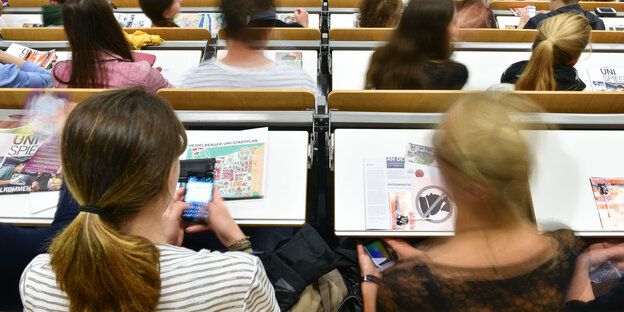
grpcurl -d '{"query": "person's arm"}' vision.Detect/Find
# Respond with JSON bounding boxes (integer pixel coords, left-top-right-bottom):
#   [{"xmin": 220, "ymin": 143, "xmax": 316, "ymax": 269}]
[
  {"xmin": 294, "ymin": 8, "xmax": 309, "ymax": 28},
  {"xmin": 186, "ymin": 189, "xmax": 247, "ymax": 248},
  {"xmin": 145, "ymin": 65, "xmax": 175, "ymax": 92},
  {"xmin": 517, "ymin": 7, "xmax": 530, "ymax": 29},
  {"xmin": 357, "ymin": 242, "xmax": 381, "ymax": 312},
  {"xmin": 566, "ymin": 244, "xmax": 624, "ymax": 303},
  {"xmin": 0, "ymin": 51, "xmax": 52, "ymax": 88}
]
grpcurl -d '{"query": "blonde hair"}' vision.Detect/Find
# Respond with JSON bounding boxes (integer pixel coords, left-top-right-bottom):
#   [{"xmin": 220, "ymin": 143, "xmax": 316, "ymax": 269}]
[
  {"xmin": 434, "ymin": 95, "xmax": 547, "ymax": 220},
  {"xmin": 516, "ymin": 13, "xmax": 591, "ymax": 91},
  {"xmin": 49, "ymin": 88, "xmax": 187, "ymax": 311}
]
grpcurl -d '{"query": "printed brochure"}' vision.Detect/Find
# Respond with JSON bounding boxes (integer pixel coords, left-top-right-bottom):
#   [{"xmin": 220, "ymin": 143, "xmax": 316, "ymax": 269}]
[
  {"xmin": 590, "ymin": 178, "xmax": 624, "ymax": 229},
  {"xmin": 181, "ymin": 127, "xmax": 268, "ymax": 199}
]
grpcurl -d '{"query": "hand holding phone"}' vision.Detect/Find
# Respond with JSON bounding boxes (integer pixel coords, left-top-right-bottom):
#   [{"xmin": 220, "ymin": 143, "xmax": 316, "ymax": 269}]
[
  {"xmin": 183, "ymin": 176, "xmax": 214, "ymax": 224},
  {"xmin": 363, "ymin": 239, "xmax": 395, "ymax": 272}
]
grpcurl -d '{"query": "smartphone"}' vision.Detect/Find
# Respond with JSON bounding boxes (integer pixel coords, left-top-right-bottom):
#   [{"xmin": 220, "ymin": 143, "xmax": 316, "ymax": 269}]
[
  {"xmin": 595, "ymin": 7, "xmax": 617, "ymax": 17},
  {"xmin": 364, "ymin": 239, "xmax": 395, "ymax": 272},
  {"xmin": 183, "ymin": 176, "xmax": 213, "ymax": 224}
]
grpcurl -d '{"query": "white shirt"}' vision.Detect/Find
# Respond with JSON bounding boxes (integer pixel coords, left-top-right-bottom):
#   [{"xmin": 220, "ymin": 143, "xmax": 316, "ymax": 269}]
[
  {"xmin": 180, "ymin": 59, "xmax": 320, "ymax": 97},
  {"xmin": 20, "ymin": 244, "xmax": 279, "ymax": 311}
]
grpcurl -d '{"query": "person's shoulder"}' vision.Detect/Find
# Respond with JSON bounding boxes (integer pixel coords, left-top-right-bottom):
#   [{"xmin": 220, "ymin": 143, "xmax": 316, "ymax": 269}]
[{"xmin": 21, "ymin": 253, "xmax": 54, "ymax": 282}]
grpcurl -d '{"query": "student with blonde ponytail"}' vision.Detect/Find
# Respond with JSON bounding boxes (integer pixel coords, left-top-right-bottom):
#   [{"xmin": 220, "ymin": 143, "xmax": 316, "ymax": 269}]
[
  {"xmin": 501, "ymin": 13, "xmax": 590, "ymax": 91},
  {"xmin": 20, "ymin": 88, "xmax": 279, "ymax": 311}
]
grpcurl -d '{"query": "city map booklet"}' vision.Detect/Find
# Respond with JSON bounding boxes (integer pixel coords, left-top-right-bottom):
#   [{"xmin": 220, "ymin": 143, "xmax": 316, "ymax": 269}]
[
  {"xmin": 363, "ymin": 143, "xmax": 455, "ymax": 231},
  {"xmin": 590, "ymin": 178, "xmax": 624, "ymax": 229},
  {"xmin": 180, "ymin": 127, "xmax": 268, "ymax": 199}
]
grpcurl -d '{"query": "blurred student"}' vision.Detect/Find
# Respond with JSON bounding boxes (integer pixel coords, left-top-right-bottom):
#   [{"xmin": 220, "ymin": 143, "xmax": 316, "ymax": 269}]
[
  {"xmin": 140, "ymin": 0, "xmax": 181, "ymax": 27},
  {"xmin": 365, "ymin": 0, "xmax": 467, "ymax": 90},
  {"xmin": 520, "ymin": 0, "xmax": 605, "ymax": 30},
  {"xmin": 0, "ymin": 185, "xmax": 78, "ymax": 310},
  {"xmin": 42, "ymin": 0, "xmax": 64, "ymax": 26},
  {"xmin": 20, "ymin": 88, "xmax": 278, "ymax": 311},
  {"xmin": 357, "ymin": 96, "xmax": 580, "ymax": 311},
  {"xmin": 501, "ymin": 13, "xmax": 590, "ymax": 91},
  {"xmin": 565, "ymin": 243, "xmax": 624, "ymax": 311},
  {"xmin": 0, "ymin": 50, "xmax": 52, "ymax": 88},
  {"xmin": 180, "ymin": 0, "xmax": 318, "ymax": 96},
  {"xmin": 52, "ymin": 0, "xmax": 173, "ymax": 92},
  {"xmin": 358, "ymin": 0, "xmax": 403, "ymax": 28},
  {"xmin": 250, "ymin": 0, "xmax": 309, "ymax": 28}
]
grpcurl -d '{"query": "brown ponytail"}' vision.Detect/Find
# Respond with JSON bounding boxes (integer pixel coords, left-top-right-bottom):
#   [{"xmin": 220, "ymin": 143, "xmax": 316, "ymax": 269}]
[
  {"xmin": 516, "ymin": 13, "xmax": 591, "ymax": 91},
  {"xmin": 49, "ymin": 87, "xmax": 187, "ymax": 311},
  {"xmin": 359, "ymin": 0, "xmax": 403, "ymax": 27}
]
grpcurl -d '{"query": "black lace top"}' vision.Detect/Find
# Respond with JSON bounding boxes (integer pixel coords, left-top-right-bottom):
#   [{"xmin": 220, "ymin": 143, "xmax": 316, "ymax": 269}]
[{"xmin": 377, "ymin": 230, "xmax": 580, "ymax": 312}]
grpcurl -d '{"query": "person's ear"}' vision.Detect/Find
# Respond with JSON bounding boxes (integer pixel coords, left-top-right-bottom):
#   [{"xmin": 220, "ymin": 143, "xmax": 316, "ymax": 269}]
[{"xmin": 569, "ymin": 55, "xmax": 580, "ymax": 66}]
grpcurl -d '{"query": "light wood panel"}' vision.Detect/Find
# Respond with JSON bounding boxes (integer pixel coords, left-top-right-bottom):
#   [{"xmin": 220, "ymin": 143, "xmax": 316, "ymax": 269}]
[
  {"xmin": 329, "ymin": 28, "xmax": 393, "ymax": 41},
  {"xmin": 329, "ymin": 0, "xmax": 360, "ymax": 8},
  {"xmin": 6, "ymin": 0, "xmax": 47, "ymax": 7},
  {"xmin": 6, "ymin": 0, "xmax": 321, "ymax": 7},
  {"xmin": 114, "ymin": 0, "xmax": 321, "ymax": 7},
  {"xmin": 328, "ymin": 90, "xmax": 485, "ymax": 112},
  {"xmin": 0, "ymin": 27, "xmax": 211, "ymax": 41},
  {"xmin": 0, "ymin": 89, "xmax": 104, "ymax": 109},
  {"xmin": 218, "ymin": 27, "xmax": 321, "ymax": 40},
  {"xmin": 329, "ymin": 28, "xmax": 623, "ymax": 43},
  {"xmin": 156, "ymin": 89, "xmax": 316, "ymax": 111},
  {"xmin": 489, "ymin": 1, "xmax": 624, "ymax": 11},
  {"xmin": 501, "ymin": 91, "xmax": 624, "ymax": 114}
]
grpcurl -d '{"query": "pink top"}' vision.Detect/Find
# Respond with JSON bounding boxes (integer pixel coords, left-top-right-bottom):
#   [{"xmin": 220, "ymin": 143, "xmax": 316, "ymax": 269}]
[{"xmin": 52, "ymin": 54, "xmax": 174, "ymax": 93}]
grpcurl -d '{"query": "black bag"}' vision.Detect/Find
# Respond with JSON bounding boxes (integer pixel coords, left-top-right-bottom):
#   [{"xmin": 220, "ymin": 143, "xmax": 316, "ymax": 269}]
[
  {"xmin": 334, "ymin": 239, "xmax": 364, "ymax": 312},
  {"xmin": 258, "ymin": 251, "xmax": 308, "ymax": 311}
]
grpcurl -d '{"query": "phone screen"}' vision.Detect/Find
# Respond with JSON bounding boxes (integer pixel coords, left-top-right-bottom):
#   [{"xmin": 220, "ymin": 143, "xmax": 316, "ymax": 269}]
[
  {"xmin": 183, "ymin": 176, "xmax": 213, "ymax": 222},
  {"xmin": 365, "ymin": 240, "xmax": 394, "ymax": 271}
]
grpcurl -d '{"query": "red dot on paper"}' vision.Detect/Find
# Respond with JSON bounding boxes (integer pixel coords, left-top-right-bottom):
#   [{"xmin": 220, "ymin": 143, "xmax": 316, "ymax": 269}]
[{"xmin": 415, "ymin": 170, "xmax": 424, "ymax": 177}]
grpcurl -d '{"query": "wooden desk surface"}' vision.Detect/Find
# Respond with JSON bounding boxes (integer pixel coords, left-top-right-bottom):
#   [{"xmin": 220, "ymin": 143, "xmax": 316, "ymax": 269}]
[
  {"xmin": 489, "ymin": 1, "xmax": 624, "ymax": 11},
  {"xmin": 0, "ymin": 88, "xmax": 103, "ymax": 109},
  {"xmin": 328, "ymin": 90, "xmax": 484, "ymax": 112},
  {"xmin": 157, "ymin": 89, "xmax": 316, "ymax": 111},
  {"xmin": 330, "ymin": 28, "xmax": 624, "ymax": 43},
  {"xmin": 217, "ymin": 27, "xmax": 322, "ymax": 40},
  {"xmin": 0, "ymin": 27, "xmax": 211, "ymax": 41},
  {"xmin": 502, "ymin": 91, "xmax": 624, "ymax": 114}
]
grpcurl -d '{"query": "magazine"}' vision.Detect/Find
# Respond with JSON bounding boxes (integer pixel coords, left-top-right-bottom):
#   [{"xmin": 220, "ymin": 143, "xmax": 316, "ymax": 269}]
[
  {"xmin": 587, "ymin": 66, "xmax": 624, "ymax": 91},
  {"xmin": 114, "ymin": 13, "xmax": 152, "ymax": 28},
  {"xmin": 0, "ymin": 93, "xmax": 68, "ymax": 194},
  {"xmin": 363, "ymin": 153, "xmax": 455, "ymax": 231},
  {"xmin": 590, "ymin": 178, "xmax": 624, "ymax": 230},
  {"xmin": 180, "ymin": 127, "xmax": 268, "ymax": 199},
  {"xmin": 174, "ymin": 13, "xmax": 222, "ymax": 34},
  {"xmin": 5, "ymin": 43, "xmax": 57, "ymax": 70},
  {"xmin": 276, "ymin": 52, "xmax": 303, "ymax": 69}
]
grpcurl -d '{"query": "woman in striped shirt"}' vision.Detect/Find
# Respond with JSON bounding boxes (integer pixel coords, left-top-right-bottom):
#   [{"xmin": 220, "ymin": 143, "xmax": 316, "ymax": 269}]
[{"xmin": 20, "ymin": 87, "xmax": 279, "ymax": 312}]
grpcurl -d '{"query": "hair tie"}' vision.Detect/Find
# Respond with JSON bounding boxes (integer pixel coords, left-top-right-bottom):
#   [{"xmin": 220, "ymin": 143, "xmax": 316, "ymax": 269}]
[
  {"xmin": 546, "ymin": 37, "xmax": 556, "ymax": 45},
  {"xmin": 79, "ymin": 206, "xmax": 104, "ymax": 215}
]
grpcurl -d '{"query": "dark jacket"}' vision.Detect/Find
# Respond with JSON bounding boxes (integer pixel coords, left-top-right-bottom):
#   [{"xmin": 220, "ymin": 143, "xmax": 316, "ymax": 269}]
[
  {"xmin": 565, "ymin": 278, "xmax": 624, "ymax": 311},
  {"xmin": 0, "ymin": 184, "xmax": 79, "ymax": 310},
  {"xmin": 524, "ymin": 4, "xmax": 605, "ymax": 30},
  {"xmin": 42, "ymin": 4, "xmax": 63, "ymax": 27},
  {"xmin": 500, "ymin": 60, "xmax": 586, "ymax": 91}
]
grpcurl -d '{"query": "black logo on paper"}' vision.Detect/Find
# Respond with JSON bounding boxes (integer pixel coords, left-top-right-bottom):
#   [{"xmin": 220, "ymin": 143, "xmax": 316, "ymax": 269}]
[{"xmin": 416, "ymin": 186, "xmax": 453, "ymax": 223}]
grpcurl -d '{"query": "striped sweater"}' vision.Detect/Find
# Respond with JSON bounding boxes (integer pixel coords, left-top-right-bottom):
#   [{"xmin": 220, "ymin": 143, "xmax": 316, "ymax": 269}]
[{"xmin": 20, "ymin": 244, "xmax": 279, "ymax": 311}]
